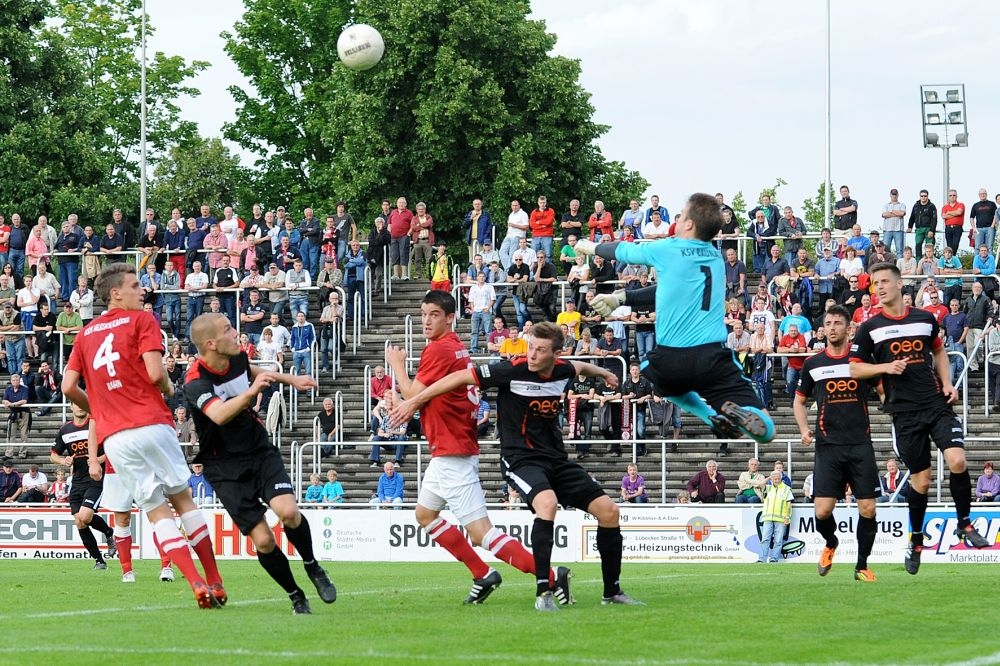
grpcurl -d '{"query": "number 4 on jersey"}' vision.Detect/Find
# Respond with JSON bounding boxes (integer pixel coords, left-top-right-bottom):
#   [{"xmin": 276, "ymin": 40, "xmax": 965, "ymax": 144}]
[{"xmin": 93, "ymin": 333, "xmax": 121, "ymax": 378}]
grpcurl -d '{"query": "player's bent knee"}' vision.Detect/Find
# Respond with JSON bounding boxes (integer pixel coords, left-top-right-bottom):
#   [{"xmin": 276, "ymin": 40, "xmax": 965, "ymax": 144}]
[
  {"xmin": 589, "ymin": 496, "xmax": 619, "ymax": 525},
  {"xmin": 531, "ymin": 491, "xmax": 558, "ymax": 519},
  {"xmin": 857, "ymin": 499, "xmax": 877, "ymax": 518},
  {"xmin": 249, "ymin": 522, "xmax": 277, "ymax": 553}
]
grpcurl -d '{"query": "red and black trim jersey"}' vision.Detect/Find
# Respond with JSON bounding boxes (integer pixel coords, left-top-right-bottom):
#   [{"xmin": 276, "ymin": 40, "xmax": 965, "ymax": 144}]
[
  {"xmin": 850, "ymin": 307, "xmax": 944, "ymax": 413},
  {"xmin": 796, "ymin": 350, "xmax": 871, "ymax": 446},
  {"xmin": 51, "ymin": 418, "xmax": 102, "ymax": 482},
  {"xmin": 473, "ymin": 358, "xmax": 575, "ymax": 461},
  {"xmin": 183, "ymin": 351, "xmax": 271, "ymax": 459}
]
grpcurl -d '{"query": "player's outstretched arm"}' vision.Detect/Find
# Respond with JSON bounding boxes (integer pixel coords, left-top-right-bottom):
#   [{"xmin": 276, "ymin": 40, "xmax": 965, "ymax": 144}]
[
  {"xmin": 248, "ymin": 363, "xmax": 317, "ymax": 393},
  {"xmin": 199, "ymin": 370, "xmax": 280, "ymax": 426},
  {"xmin": 570, "ymin": 360, "xmax": 618, "ymax": 389},
  {"xmin": 388, "ymin": 368, "xmax": 476, "ymax": 427},
  {"xmin": 791, "ymin": 393, "xmax": 813, "ymax": 446},
  {"xmin": 849, "ymin": 359, "xmax": 907, "ymax": 380}
]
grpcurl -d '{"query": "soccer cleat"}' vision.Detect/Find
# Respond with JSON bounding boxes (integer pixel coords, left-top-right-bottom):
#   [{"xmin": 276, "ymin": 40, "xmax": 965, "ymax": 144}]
[
  {"xmin": 719, "ymin": 402, "xmax": 775, "ymax": 444},
  {"xmin": 854, "ymin": 568, "xmax": 877, "ymax": 582},
  {"xmin": 193, "ymin": 582, "xmax": 222, "ymax": 609},
  {"xmin": 105, "ymin": 536, "xmax": 117, "ymax": 559},
  {"xmin": 463, "ymin": 569, "xmax": 502, "ymax": 605},
  {"xmin": 94, "ymin": 561, "xmax": 108, "ymax": 571},
  {"xmin": 211, "ymin": 583, "xmax": 228, "ymax": 607},
  {"xmin": 552, "ymin": 566, "xmax": 575, "ymax": 606},
  {"xmin": 160, "ymin": 567, "xmax": 175, "ymax": 582},
  {"xmin": 534, "ymin": 591, "xmax": 559, "ymax": 612},
  {"xmin": 306, "ymin": 564, "xmax": 337, "ymax": 603},
  {"xmin": 904, "ymin": 542, "xmax": 923, "ymax": 575},
  {"xmin": 121, "ymin": 571, "xmax": 135, "ymax": 583},
  {"xmin": 818, "ymin": 538, "xmax": 838, "ymax": 577},
  {"xmin": 601, "ymin": 592, "xmax": 646, "ymax": 606},
  {"xmin": 955, "ymin": 524, "xmax": 991, "ymax": 549},
  {"xmin": 291, "ymin": 591, "xmax": 312, "ymax": 615}
]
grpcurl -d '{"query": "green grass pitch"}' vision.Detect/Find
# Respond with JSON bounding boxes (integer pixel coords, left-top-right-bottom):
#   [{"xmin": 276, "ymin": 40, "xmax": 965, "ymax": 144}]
[{"xmin": 0, "ymin": 560, "xmax": 995, "ymax": 665}]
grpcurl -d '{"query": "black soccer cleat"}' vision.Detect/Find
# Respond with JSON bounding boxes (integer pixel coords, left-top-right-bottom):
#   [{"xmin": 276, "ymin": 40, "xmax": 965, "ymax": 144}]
[
  {"xmin": 105, "ymin": 536, "xmax": 117, "ymax": 559},
  {"xmin": 305, "ymin": 564, "xmax": 337, "ymax": 603},
  {"xmin": 904, "ymin": 542, "xmax": 923, "ymax": 575},
  {"xmin": 955, "ymin": 523, "xmax": 991, "ymax": 549},
  {"xmin": 290, "ymin": 591, "xmax": 312, "ymax": 615},
  {"xmin": 552, "ymin": 566, "xmax": 575, "ymax": 605},
  {"xmin": 463, "ymin": 569, "xmax": 502, "ymax": 605}
]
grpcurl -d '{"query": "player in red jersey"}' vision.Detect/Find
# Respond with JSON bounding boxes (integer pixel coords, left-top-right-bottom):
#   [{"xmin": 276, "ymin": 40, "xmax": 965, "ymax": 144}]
[
  {"xmin": 61, "ymin": 263, "xmax": 225, "ymax": 609},
  {"xmin": 386, "ymin": 290, "xmax": 572, "ymax": 605}
]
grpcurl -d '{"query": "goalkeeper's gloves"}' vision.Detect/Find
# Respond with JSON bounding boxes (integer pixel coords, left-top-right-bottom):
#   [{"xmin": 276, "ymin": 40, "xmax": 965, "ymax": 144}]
[
  {"xmin": 573, "ymin": 239, "xmax": 598, "ymax": 256},
  {"xmin": 590, "ymin": 290, "xmax": 626, "ymax": 316}
]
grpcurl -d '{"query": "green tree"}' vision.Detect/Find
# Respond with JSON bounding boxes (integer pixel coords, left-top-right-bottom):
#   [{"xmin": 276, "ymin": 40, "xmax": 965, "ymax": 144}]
[
  {"xmin": 0, "ymin": 0, "xmax": 110, "ymax": 222},
  {"xmin": 802, "ymin": 181, "xmax": 834, "ymax": 231},
  {"xmin": 150, "ymin": 137, "xmax": 250, "ymax": 218},
  {"xmin": 756, "ymin": 178, "xmax": 788, "ymax": 207},
  {"xmin": 47, "ymin": 0, "xmax": 209, "ymax": 185},
  {"xmin": 223, "ymin": 0, "xmax": 647, "ymax": 237}
]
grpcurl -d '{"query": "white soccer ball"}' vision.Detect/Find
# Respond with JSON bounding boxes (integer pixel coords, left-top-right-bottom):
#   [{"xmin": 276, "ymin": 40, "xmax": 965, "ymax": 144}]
[{"xmin": 337, "ymin": 24, "xmax": 385, "ymax": 71}]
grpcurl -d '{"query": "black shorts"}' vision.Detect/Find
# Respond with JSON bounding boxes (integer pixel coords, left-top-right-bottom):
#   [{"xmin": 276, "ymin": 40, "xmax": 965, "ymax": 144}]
[
  {"xmin": 813, "ymin": 444, "xmax": 881, "ymax": 500},
  {"xmin": 201, "ymin": 447, "xmax": 294, "ymax": 535},
  {"xmin": 502, "ymin": 455, "xmax": 606, "ymax": 512},
  {"xmin": 69, "ymin": 478, "xmax": 103, "ymax": 515},
  {"xmin": 641, "ymin": 343, "xmax": 762, "ymax": 411},
  {"xmin": 891, "ymin": 407, "xmax": 964, "ymax": 475}
]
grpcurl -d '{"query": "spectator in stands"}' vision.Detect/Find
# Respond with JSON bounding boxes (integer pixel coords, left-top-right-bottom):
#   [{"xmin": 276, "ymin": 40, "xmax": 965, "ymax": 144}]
[
  {"xmin": 240, "ymin": 289, "xmax": 267, "ymax": 346},
  {"xmin": 322, "ymin": 469, "xmax": 345, "ymax": 505},
  {"xmin": 869, "ymin": 241, "xmax": 897, "ymax": 268},
  {"xmin": 840, "ymin": 275, "xmax": 866, "ymax": 316},
  {"xmin": 532, "ymin": 250, "xmax": 558, "ymax": 321},
  {"xmin": 267, "ymin": 313, "xmax": 291, "ymax": 351},
  {"xmin": 290, "ymin": 311, "xmax": 316, "ymax": 381},
  {"xmin": 369, "ymin": 460, "xmax": 404, "ymax": 509},
  {"xmin": 976, "ymin": 462, "xmax": 999, "ymax": 502},
  {"xmin": 369, "ymin": 364, "xmax": 391, "ymax": 409},
  {"xmin": 237, "ymin": 332, "xmax": 256, "ymax": 361},
  {"xmin": 33, "ymin": 361, "xmax": 61, "ymax": 417},
  {"xmin": 160, "ymin": 262, "xmax": 181, "ymax": 339},
  {"xmin": 878, "ymin": 458, "xmax": 910, "ymax": 503},
  {"xmin": 567, "ymin": 372, "xmax": 596, "ymax": 456},
  {"xmin": 620, "ymin": 464, "xmax": 648, "ymax": 504},
  {"xmin": 304, "ymin": 473, "xmax": 324, "ymax": 504},
  {"xmin": 316, "ymin": 397, "xmax": 338, "ymax": 458},
  {"xmin": 937, "ymin": 246, "xmax": 964, "ymax": 305},
  {"xmin": 777, "ymin": 206, "xmax": 807, "ymax": 266},
  {"xmin": 202, "ymin": 222, "xmax": 228, "ymax": 275},
  {"xmin": 410, "ymin": 202, "xmax": 436, "ymax": 279},
  {"xmin": 475, "ymin": 397, "xmax": 492, "ymax": 437},
  {"xmin": 467, "ymin": 271, "xmax": 496, "ymax": 354},
  {"xmin": 0, "ymin": 457, "xmax": 20, "ymax": 501},
  {"xmin": 25, "ymin": 225, "xmax": 49, "ymax": 276},
  {"xmin": 49, "ymin": 468, "xmax": 69, "ymax": 504},
  {"xmin": 387, "ymin": 197, "xmax": 413, "ymax": 280},
  {"xmin": 777, "ymin": 323, "xmax": 807, "ymax": 400},
  {"xmin": 256, "ymin": 327, "xmax": 284, "ymax": 370},
  {"xmin": 187, "ymin": 463, "xmax": 214, "ymax": 507},
  {"xmin": 943, "ymin": 298, "xmax": 969, "ymax": 383},
  {"xmin": 318, "ymin": 291, "xmax": 343, "ymax": 373},
  {"xmin": 758, "ymin": 469, "xmax": 793, "ymax": 563},
  {"xmin": 369, "ymin": 391, "xmax": 408, "ymax": 466},
  {"xmin": 801, "ymin": 474, "xmax": 814, "ymax": 503},
  {"xmin": 595, "ymin": 376, "xmax": 622, "ymax": 456},
  {"xmin": 285, "ymin": 258, "xmax": 311, "ymax": 318},
  {"xmin": 275, "ymin": 235, "xmax": 303, "ymax": 272},
  {"xmin": 972, "ymin": 245, "xmax": 997, "ymax": 300},
  {"xmin": 717, "ymin": 208, "xmax": 740, "ymax": 254},
  {"xmin": 727, "ymin": 320, "xmax": 751, "ymax": 356},
  {"xmin": 687, "ymin": 460, "xmax": 726, "ymax": 503},
  {"xmin": 498, "ymin": 322, "xmax": 527, "ymax": 360},
  {"xmin": 908, "ymin": 190, "xmax": 939, "ymax": 251},
  {"xmin": 923, "ymin": 290, "xmax": 948, "ymax": 326},
  {"xmin": 184, "ymin": 260, "xmax": 209, "ymax": 340},
  {"xmin": 486, "ymin": 316, "xmax": 509, "ymax": 356},
  {"xmin": 762, "ymin": 242, "xmax": 791, "ymax": 288},
  {"xmin": 590, "ymin": 253, "xmax": 616, "ymax": 295},
  {"xmin": 506, "ymin": 253, "xmax": 531, "ymax": 327},
  {"xmin": 3, "ymin": 374, "xmax": 29, "ymax": 457},
  {"xmin": 566, "ymin": 253, "xmax": 591, "ymax": 310},
  {"xmin": 262, "ymin": 262, "xmax": 288, "ymax": 316},
  {"xmin": 735, "ymin": 458, "xmax": 766, "ymax": 504},
  {"xmin": 574, "ymin": 326, "xmax": 598, "ymax": 356},
  {"xmin": 367, "ymin": 216, "xmax": 391, "ymax": 286},
  {"xmin": 916, "ymin": 276, "xmax": 944, "ymax": 308},
  {"xmin": 343, "ymin": 239, "xmax": 366, "ymax": 321},
  {"xmin": 0, "ymin": 303, "xmax": 23, "ymax": 375},
  {"xmin": 32, "ymin": 301, "xmax": 59, "ymax": 365},
  {"xmin": 174, "ymin": 405, "xmax": 197, "ymax": 454},
  {"xmin": 17, "ymin": 463, "xmax": 47, "ymax": 503},
  {"xmin": 622, "ymin": 362, "xmax": 653, "ymax": 452},
  {"xmin": 770, "ymin": 460, "xmax": 793, "ymax": 488},
  {"xmin": 462, "ymin": 198, "xmax": 493, "ymax": 263}
]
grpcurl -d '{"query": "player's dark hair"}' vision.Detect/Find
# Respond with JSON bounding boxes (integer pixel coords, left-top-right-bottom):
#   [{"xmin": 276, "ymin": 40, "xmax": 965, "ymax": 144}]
[
  {"xmin": 421, "ymin": 289, "xmax": 455, "ymax": 315},
  {"xmin": 686, "ymin": 193, "xmax": 724, "ymax": 242},
  {"xmin": 95, "ymin": 262, "xmax": 134, "ymax": 304},
  {"xmin": 868, "ymin": 262, "xmax": 900, "ymax": 279},
  {"xmin": 823, "ymin": 304, "xmax": 851, "ymax": 325},
  {"xmin": 531, "ymin": 320, "xmax": 564, "ymax": 352}
]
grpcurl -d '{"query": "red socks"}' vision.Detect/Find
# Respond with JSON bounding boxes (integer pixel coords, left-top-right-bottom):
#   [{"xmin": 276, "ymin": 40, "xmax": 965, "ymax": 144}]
[
  {"xmin": 180, "ymin": 511, "xmax": 223, "ymax": 587},
  {"xmin": 426, "ymin": 518, "xmax": 490, "ymax": 579},
  {"xmin": 485, "ymin": 527, "xmax": 554, "ymax": 586}
]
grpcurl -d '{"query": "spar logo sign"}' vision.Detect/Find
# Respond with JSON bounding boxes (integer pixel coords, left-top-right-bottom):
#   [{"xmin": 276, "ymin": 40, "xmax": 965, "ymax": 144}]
[{"xmin": 922, "ymin": 511, "xmax": 1000, "ymax": 557}]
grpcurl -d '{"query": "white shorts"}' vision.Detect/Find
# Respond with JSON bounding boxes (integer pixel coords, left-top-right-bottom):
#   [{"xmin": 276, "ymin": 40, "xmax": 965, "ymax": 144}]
[
  {"xmin": 104, "ymin": 424, "xmax": 190, "ymax": 514},
  {"xmin": 100, "ymin": 472, "xmax": 135, "ymax": 513},
  {"xmin": 417, "ymin": 455, "xmax": 488, "ymax": 525}
]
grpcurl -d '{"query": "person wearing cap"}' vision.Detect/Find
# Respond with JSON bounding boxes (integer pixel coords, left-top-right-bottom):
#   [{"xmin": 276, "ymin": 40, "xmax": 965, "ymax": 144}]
[
  {"xmin": 0, "ymin": 458, "xmax": 21, "ymax": 501},
  {"xmin": 463, "ymin": 198, "xmax": 494, "ymax": 263},
  {"xmin": 881, "ymin": 188, "xmax": 907, "ymax": 256},
  {"xmin": 869, "ymin": 240, "xmax": 897, "ymax": 267},
  {"xmin": 261, "ymin": 262, "xmax": 288, "ymax": 315},
  {"xmin": 3, "ymin": 374, "xmax": 30, "ymax": 457}
]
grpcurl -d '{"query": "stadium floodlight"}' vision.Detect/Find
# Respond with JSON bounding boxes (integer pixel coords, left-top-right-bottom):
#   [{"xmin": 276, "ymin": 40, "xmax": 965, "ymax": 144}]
[{"xmin": 920, "ymin": 84, "xmax": 968, "ymax": 204}]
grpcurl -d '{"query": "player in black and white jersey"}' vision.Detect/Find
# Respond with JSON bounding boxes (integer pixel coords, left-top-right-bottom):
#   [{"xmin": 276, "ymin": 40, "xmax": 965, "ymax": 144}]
[
  {"xmin": 49, "ymin": 404, "xmax": 116, "ymax": 570},
  {"xmin": 793, "ymin": 305, "xmax": 879, "ymax": 582},
  {"xmin": 850, "ymin": 263, "xmax": 989, "ymax": 575},
  {"xmin": 391, "ymin": 321, "xmax": 643, "ymax": 611}
]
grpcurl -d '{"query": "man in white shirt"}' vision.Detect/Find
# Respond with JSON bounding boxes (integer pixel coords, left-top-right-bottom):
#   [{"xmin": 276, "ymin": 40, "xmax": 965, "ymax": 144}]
[
  {"xmin": 641, "ymin": 209, "xmax": 669, "ymax": 240},
  {"xmin": 466, "ymin": 272, "xmax": 496, "ymax": 354},
  {"xmin": 19, "ymin": 464, "xmax": 48, "ymax": 503},
  {"xmin": 266, "ymin": 312, "xmax": 291, "ymax": 350},
  {"xmin": 511, "ymin": 237, "xmax": 536, "ymax": 272},
  {"xmin": 882, "ymin": 188, "xmax": 907, "ymax": 257},
  {"xmin": 183, "ymin": 260, "xmax": 210, "ymax": 339},
  {"xmin": 500, "ymin": 199, "xmax": 529, "ymax": 269}
]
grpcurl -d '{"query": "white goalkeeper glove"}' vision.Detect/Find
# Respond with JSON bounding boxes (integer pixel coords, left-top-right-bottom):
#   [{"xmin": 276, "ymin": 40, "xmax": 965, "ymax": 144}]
[
  {"xmin": 573, "ymin": 239, "xmax": 598, "ymax": 256},
  {"xmin": 590, "ymin": 290, "xmax": 626, "ymax": 316}
]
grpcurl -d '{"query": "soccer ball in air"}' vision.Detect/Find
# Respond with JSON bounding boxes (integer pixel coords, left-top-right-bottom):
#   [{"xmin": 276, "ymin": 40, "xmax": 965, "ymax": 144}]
[{"xmin": 337, "ymin": 24, "xmax": 385, "ymax": 71}]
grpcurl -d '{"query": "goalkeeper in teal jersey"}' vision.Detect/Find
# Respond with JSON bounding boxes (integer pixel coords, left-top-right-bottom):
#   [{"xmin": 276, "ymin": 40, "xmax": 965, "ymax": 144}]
[{"xmin": 574, "ymin": 192, "xmax": 774, "ymax": 444}]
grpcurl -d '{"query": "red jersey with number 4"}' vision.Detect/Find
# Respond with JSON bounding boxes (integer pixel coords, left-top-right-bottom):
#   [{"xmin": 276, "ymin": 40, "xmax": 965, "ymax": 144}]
[
  {"xmin": 66, "ymin": 309, "xmax": 173, "ymax": 444},
  {"xmin": 414, "ymin": 332, "xmax": 479, "ymax": 457}
]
